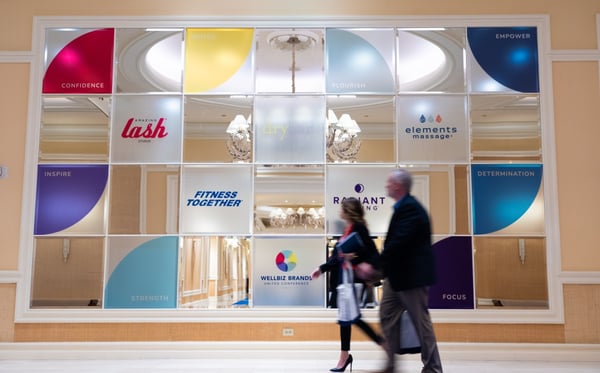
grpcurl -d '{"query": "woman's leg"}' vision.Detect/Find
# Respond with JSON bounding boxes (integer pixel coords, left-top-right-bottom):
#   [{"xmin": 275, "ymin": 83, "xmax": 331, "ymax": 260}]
[
  {"xmin": 340, "ymin": 324, "xmax": 351, "ymax": 351},
  {"xmin": 333, "ymin": 324, "xmax": 351, "ymax": 368}
]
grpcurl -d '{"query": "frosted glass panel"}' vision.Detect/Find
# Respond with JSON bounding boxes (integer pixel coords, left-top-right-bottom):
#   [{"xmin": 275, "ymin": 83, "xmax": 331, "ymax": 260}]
[
  {"xmin": 110, "ymin": 95, "xmax": 183, "ymax": 163},
  {"xmin": 397, "ymin": 95, "xmax": 468, "ymax": 163},
  {"xmin": 254, "ymin": 96, "xmax": 325, "ymax": 164},
  {"xmin": 325, "ymin": 165, "xmax": 395, "ymax": 236},
  {"xmin": 180, "ymin": 165, "xmax": 252, "ymax": 234}
]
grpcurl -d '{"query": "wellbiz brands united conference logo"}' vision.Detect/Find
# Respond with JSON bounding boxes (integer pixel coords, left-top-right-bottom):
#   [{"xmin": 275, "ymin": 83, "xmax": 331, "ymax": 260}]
[
  {"xmin": 121, "ymin": 117, "xmax": 169, "ymax": 143},
  {"xmin": 404, "ymin": 113, "xmax": 458, "ymax": 141},
  {"xmin": 259, "ymin": 250, "xmax": 312, "ymax": 285},
  {"xmin": 275, "ymin": 250, "xmax": 297, "ymax": 272}
]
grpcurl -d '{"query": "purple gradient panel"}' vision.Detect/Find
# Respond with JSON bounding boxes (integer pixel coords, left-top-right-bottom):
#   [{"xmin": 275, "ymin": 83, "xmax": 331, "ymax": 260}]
[
  {"xmin": 428, "ymin": 236, "xmax": 474, "ymax": 309},
  {"xmin": 34, "ymin": 165, "xmax": 108, "ymax": 235}
]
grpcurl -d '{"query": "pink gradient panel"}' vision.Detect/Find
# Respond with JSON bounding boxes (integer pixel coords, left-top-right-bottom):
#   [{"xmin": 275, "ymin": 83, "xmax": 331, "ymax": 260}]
[{"xmin": 43, "ymin": 28, "xmax": 114, "ymax": 94}]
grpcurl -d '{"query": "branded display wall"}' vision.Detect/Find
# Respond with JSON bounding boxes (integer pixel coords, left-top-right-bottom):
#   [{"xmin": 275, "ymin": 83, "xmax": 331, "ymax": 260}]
[{"xmin": 31, "ymin": 24, "xmax": 547, "ymax": 313}]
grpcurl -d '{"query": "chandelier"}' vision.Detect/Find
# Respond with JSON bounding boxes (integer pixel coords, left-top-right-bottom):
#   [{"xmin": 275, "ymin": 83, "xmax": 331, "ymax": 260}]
[
  {"xmin": 268, "ymin": 206, "xmax": 325, "ymax": 230},
  {"xmin": 326, "ymin": 109, "xmax": 362, "ymax": 162},
  {"xmin": 268, "ymin": 30, "xmax": 318, "ymax": 93},
  {"xmin": 226, "ymin": 114, "xmax": 252, "ymax": 162}
]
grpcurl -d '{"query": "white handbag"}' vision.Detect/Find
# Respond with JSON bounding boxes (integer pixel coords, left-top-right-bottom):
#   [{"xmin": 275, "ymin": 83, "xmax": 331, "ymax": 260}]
[{"xmin": 336, "ymin": 265, "xmax": 363, "ymax": 323}]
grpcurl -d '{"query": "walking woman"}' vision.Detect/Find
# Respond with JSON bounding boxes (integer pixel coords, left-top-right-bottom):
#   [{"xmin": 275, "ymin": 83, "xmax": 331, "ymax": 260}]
[{"xmin": 312, "ymin": 197, "xmax": 385, "ymax": 372}]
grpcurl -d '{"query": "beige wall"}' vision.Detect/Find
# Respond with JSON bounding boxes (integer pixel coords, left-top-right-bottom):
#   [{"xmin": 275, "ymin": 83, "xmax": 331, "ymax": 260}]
[{"xmin": 1, "ymin": 0, "xmax": 600, "ymax": 344}]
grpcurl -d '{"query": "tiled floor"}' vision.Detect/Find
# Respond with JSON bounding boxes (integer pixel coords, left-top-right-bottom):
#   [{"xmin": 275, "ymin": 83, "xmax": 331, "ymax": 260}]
[{"xmin": 0, "ymin": 342, "xmax": 598, "ymax": 373}]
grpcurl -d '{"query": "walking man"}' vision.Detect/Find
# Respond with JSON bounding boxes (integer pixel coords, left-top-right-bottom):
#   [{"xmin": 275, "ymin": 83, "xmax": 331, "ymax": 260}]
[{"xmin": 378, "ymin": 168, "xmax": 443, "ymax": 373}]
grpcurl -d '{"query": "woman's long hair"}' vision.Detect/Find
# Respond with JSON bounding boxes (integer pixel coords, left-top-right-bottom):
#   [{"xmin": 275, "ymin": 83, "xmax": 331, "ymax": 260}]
[{"xmin": 341, "ymin": 197, "xmax": 367, "ymax": 226}]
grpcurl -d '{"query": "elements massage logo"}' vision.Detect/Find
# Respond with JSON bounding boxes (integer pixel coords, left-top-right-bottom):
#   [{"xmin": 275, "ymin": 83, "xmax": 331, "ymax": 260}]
[
  {"xmin": 420, "ymin": 114, "xmax": 443, "ymax": 124},
  {"xmin": 275, "ymin": 250, "xmax": 297, "ymax": 272},
  {"xmin": 404, "ymin": 113, "xmax": 457, "ymax": 141}
]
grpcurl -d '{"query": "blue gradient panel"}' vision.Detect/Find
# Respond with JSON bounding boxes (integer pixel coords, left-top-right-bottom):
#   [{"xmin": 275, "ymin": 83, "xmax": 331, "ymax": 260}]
[
  {"xmin": 471, "ymin": 164, "xmax": 543, "ymax": 234},
  {"xmin": 35, "ymin": 165, "xmax": 108, "ymax": 235},
  {"xmin": 326, "ymin": 29, "xmax": 394, "ymax": 93},
  {"xmin": 104, "ymin": 236, "xmax": 178, "ymax": 308},
  {"xmin": 467, "ymin": 27, "xmax": 539, "ymax": 93},
  {"xmin": 429, "ymin": 236, "xmax": 474, "ymax": 309}
]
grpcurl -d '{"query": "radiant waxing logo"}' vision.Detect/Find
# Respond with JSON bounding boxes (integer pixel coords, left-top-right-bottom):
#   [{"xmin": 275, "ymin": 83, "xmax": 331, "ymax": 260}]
[
  {"xmin": 354, "ymin": 183, "xmax": 365, "ymax": 193},
  {"xmin": 121, "ymin": 117, "xmax": 169, "ymax": 142},
  {"xmin": 332, "ymin": 183, "xmax": 386, "ymax": 212},
  {"xmin": 275, "ymin": 250, "xmax": 297, "ymax": 272},
  {"xmin": 404, "ymin": 113, "xmax": 458, "ymax": 141}
]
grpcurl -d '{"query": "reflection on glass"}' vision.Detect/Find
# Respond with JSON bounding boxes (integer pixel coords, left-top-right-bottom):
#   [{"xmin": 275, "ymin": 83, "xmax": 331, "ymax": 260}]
[
  {"xmin": 470, "ymin": 94, "xmax": 541, "ymax": 162},
  {"xmin": 115, "ymin": 29, "xmax": 184, "ymax": 93},
  {"xmin": 474, "ymin": 236, "xmax": 548, "ymax": 309},
  {"xmin": 410, "ymin": 165, "xmax": 470, "ymax": 235},
  {"xmin": 255, "ymin": 28, "xmax": 324, "ymax": 93},
  {"xmin": 40, "ymin": 96, "xmax": 110, "ymax": 162},
  {"xmin": 179, "ymin": 236, "xmax": 250, "ymax": 309},
  {"xmin": 109, "ymin": 165, "xmax": 180, "ymax": 234},
  {"xmin": 397, "ymin": 28, "xmax": 466, "ymax": 93},
  {"xmin": 254, "ymin": 165, "xmax": 325, "ymax": 234},
  {"xmin": 327, "ymin": 95, "xmax": 395, "ymax": 163},
  {"xmin": 183, "ymin": 95, "xmax": 253, "ymax": 163},
  {"xmin": 31, "ymin": 237, "xmax": 104, "ymax": 308}
]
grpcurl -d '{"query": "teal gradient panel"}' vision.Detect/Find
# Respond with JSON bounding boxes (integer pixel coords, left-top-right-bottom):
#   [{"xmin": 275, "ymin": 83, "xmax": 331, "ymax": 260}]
[
  {"xmin": 326, "ymin": 29, "xmax": 394, "ymax": 93},
  {"xmin": 105, "ymin": 236, "xmax": 178, "ymax": 308}
]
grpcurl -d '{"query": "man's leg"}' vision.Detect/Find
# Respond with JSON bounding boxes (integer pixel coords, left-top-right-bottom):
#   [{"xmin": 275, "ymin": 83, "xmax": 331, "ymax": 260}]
[
  {"xmin": 378, "ymin": 280, "xmax": 403, "ymax": 371},
  {"xmin": 400, "ymin": 287, "xmax": 443, "ymax": 373}
]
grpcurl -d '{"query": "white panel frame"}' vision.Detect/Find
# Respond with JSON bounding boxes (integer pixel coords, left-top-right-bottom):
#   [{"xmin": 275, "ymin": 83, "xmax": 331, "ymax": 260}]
[{"xmin": 14, "ymin": 15, "xmax": 566, "ymax": 324}]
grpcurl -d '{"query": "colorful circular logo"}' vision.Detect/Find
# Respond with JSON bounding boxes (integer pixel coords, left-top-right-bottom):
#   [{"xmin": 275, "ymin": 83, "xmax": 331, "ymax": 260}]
[{"xmin": 275, "ymin": 250, "xmax": 297, "ymax": 272}]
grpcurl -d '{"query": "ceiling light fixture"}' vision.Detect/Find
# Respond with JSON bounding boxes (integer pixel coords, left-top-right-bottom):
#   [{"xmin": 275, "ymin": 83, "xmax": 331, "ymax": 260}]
[
  {"xmin": 326, "ymin": 109, "xmax": 362, "ymax": 162},
  {"xmin": 268, "ymin": 30, "xmax": 318, "ymax": 93},
  {"xmin": 226, "ymin": 114, "xmax": 252, "ymax": 162}
]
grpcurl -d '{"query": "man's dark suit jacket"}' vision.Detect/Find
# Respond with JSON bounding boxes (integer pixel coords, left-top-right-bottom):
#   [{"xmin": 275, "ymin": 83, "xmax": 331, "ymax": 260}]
[{"xmin": 381, "ymin": 194, "xmax": 436, "ymax": 291}]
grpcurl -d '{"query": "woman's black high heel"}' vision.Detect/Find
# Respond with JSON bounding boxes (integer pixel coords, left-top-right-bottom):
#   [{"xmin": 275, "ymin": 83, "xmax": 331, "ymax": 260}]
[{"xmin": 330, "ymin": 354, "xmax": 353, "ymax": 372}]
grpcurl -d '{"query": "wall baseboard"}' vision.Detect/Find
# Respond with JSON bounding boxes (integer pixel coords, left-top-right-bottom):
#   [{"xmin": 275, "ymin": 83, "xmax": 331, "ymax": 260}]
[{"xmin": 0, "ymin": 341, "xmax": 598, "ymax": 362}]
